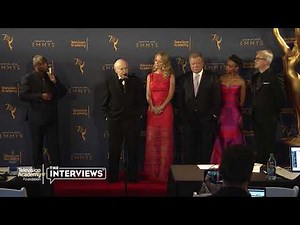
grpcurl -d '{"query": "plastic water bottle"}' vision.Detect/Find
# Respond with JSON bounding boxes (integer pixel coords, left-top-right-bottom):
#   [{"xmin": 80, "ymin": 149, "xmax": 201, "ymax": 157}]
[
  {"xmin": 267, "ymin": 153, "xmax": 276, "ymax": 180},
  {"xmin": 8, "ymin": 160, "xmax": 18, "ymax": 176}
]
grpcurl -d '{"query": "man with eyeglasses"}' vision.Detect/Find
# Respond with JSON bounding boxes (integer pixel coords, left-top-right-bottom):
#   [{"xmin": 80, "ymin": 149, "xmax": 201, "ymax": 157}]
[{"xmin": 251, "ymin": 50, "xmax": 286, "ymax": 164}]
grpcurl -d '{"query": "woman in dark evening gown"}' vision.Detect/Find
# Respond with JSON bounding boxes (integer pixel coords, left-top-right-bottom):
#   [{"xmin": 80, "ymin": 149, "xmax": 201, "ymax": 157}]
[
  {"xmin": 144, "ymin": 51, "xmax": 175, "ymax": 182},
  {"xmin": 210, "ymin": 55, "xmax": 246, "ymax": 164}
]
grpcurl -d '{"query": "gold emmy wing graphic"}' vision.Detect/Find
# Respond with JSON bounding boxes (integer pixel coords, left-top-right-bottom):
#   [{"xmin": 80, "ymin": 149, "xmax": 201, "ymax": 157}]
[
  {"xmin": 74, "ymin": 57, "xmax": 85, "ymax": 74},
  {"xmin": 108, "ymin": 35, "xmax": 118, "ymax": 52},
  {"xmin": 2, "ymin": 34, "xmax": 13, "ymax": 50},
  {"xmin": 5, "ymin": 103, "xmax": 16, "ymax": 119},
  {"xmin": 211, "ymin": 33, "xmax": 222, "ymax": 50},
  {"xmin": 76, "ymin": 126, "xmax": 86, "ymax": 141}
]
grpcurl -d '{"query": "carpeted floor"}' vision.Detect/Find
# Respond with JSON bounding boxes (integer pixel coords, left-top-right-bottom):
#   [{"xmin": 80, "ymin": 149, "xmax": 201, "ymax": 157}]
[
  {"xmin": 53, "ymin": 180, "xmax": 167, "ymax": 197},
  {"xmin": 53, "ymin": 174, "xmax": 168, "ymax": 197}
]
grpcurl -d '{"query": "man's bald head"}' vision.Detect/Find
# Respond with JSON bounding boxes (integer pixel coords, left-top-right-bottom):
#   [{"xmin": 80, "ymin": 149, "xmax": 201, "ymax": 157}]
[{"xmin": 114, "ymin": 59, "xmax": 128, "ymax": 78}]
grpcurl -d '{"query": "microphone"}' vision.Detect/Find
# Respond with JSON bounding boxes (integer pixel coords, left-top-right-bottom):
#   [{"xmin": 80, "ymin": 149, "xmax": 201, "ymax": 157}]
[
  {"xmin": 47, "ymin": 64, "xmax": 56, "ymax": 83},
  {"xmin": 48, "ymin": 66, "xmax": 52, "ymax": 75}
]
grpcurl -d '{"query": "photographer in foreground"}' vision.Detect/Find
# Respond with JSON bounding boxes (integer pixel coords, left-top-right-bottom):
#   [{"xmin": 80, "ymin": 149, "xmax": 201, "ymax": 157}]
[{"xmin": 202, "ymin": 145, "xmax": 254, "ymax": 197}]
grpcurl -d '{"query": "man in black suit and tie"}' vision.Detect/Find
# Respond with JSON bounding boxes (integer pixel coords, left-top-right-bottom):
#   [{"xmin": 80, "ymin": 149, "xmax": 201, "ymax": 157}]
[
  {"xmin": 100, "ymin": 59, "xmax": 144, "ymax": 183},
  {"xmin": 177, "ymin": 52, "xmax": 221, "ymax": 164},
  {"xmin": 20, "ymin": 55, "xmax": 67, "ymax": 168},
  {"xmin": 251, "ymin": 50, "xmax": 286, "ymax": 163}
]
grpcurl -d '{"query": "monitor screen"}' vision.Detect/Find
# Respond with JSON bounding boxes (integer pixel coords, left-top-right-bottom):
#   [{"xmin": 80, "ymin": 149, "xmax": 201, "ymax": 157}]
[
  {"xmin": 248, "ymin": 187, "xmax": 266, "ymax": 197},
  {"xmin": 290, "ymin": 146, "xmax": 300, "ymax": 172}
]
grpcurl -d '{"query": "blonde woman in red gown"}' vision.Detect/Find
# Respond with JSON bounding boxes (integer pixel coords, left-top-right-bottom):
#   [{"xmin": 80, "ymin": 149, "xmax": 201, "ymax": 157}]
[
  {"xmin": 210, "ymin": 55, "xmax": 246, "ymax": 164},
  {"xmin": 144, "ymin": 51, "xmax": 175, "ymax": 182}
]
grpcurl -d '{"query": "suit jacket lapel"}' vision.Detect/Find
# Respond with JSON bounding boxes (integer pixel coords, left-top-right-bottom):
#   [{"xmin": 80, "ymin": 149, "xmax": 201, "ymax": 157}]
[
  {"xmin": 189, "ymin": 72, "xmax": 196, "ymax": 96},
  {"xmin": 113, "ymin": 74, "xmax": 123, "ymax": 94},
  {"xmin": 253, "ymin": 73, "xmax": 263, "ymax": 94},
  {"xmin": 187, "ymin": 72, "xmax": 196, "ymax": 97}
]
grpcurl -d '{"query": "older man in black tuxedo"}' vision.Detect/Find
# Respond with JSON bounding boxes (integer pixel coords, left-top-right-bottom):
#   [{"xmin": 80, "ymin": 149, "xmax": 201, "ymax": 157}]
[{"xmin": 100, "ymin": 59, "xmax": 144, "ymax": 183}]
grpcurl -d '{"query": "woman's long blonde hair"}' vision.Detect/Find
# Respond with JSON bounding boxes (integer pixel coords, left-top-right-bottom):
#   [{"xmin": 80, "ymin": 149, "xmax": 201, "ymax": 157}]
[{"xmin": 152, "ymin": 51, "xmax": 174, "ymax": 78}]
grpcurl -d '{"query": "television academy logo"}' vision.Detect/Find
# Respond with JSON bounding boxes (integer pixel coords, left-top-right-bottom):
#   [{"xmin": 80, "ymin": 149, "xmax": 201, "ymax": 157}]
[
  {"xmin": 173, "ymin": 38, "xmax": 192, "ymax": 50},
  {"xmin": 0, "ymin": 85, "xmax": 19, "ymax": 94},
  {"xmin": 70, "ymin": 38, "xmax": 88, "ymax": 50},
  {"xmin": 139, "ymin": 64, "xmax": 153, "ymax": 70},
  {"xmin": 3, "ymin": 150, "xmax": 21, "ymax": 163},
  {"xmin": 17, "ymin": 165, "xmax": 106, "ymax": 184},
  {"xmin": 18, "ymin": 167, "xmax": 42, "ymax": 182},
  {"xmin": 72, "ymin": 106, "xmax": 90, "ymax": 118}
]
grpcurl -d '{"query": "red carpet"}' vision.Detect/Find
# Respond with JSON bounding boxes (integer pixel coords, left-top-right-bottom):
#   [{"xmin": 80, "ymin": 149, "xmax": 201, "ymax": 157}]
[{"xmin": 53, "ymin": 174, "xmax": 168, "ymax": 197}]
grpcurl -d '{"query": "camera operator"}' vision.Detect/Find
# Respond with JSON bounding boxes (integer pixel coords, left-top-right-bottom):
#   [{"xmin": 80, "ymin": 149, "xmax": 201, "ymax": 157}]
[{"xmin": 201, "ymin": 145, "xmax": 254, "ymax": 197}]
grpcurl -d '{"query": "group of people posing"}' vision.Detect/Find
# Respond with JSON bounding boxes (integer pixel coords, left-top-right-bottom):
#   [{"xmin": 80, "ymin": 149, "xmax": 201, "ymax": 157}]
[
  {"xmin": 99, "ymin": 50, "xmax": 286, "ymax": 183},
  {"xmin": 19, "ymin": 50, "xmax": 286, "ymax": 184}
]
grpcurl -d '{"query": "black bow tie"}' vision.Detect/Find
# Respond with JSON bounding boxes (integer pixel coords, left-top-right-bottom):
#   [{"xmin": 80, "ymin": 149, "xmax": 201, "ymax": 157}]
[
  {"xmin": 118, "ymin": 78, "xmax": 126, "ymax": 84},
  {"xmin": 118, "ymin": 78, "xmax": 126, "ymax": 89},
  {"xmin": 119, "ymin": 76, "xmax": 128, "ymax": 80}
]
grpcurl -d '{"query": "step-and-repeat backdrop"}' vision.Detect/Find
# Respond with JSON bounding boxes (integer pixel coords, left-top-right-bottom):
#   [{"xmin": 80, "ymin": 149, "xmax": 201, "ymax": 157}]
[{"xmin": 0, "ymin": 28, "xmax": 296, "ymax": 168}]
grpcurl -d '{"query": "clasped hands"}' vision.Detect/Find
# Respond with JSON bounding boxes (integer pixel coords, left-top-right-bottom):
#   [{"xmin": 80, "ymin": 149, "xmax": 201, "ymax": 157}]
[{"xmin": 151, "ymin": 105, "xmax": 164, "ymax": 115}]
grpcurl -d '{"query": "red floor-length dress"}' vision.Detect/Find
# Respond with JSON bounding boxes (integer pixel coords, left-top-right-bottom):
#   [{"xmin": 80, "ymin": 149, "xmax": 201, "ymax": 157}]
[{"xmin": 144, "ymin": 73, "xmax": 174, "ymax": 182}]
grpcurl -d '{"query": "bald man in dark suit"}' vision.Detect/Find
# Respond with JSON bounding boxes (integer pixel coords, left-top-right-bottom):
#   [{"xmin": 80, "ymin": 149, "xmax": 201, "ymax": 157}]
[{"xmin": 100, "ymin": 59, "xmax": 144, "ymax": 183}]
